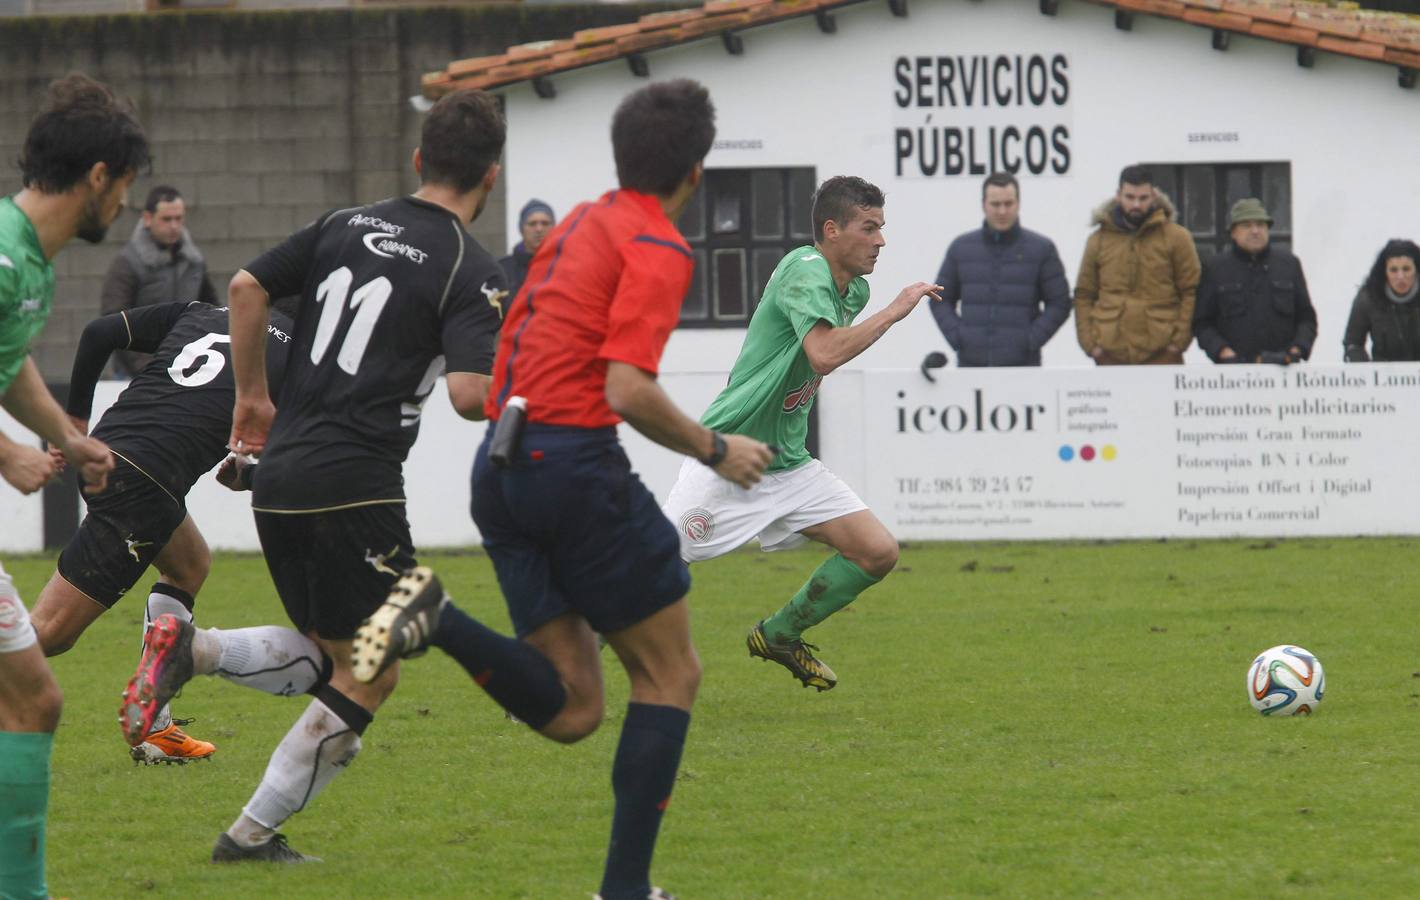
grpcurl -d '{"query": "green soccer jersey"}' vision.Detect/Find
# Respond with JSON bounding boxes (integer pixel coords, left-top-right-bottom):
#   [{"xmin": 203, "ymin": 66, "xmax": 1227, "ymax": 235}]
[
  {"xmin": 0, "ymin": 196, "xmax": 54, "ymax": 396},
  {"xmin": 701, "ymin": 245, "xmax": 870, "ymax": 471}
]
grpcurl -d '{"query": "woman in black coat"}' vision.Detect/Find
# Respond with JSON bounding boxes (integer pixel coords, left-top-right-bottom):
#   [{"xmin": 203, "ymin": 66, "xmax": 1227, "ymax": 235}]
[{"xmin": 1343, "ymin": 239, "xmax": 1420, "ymax": 361}]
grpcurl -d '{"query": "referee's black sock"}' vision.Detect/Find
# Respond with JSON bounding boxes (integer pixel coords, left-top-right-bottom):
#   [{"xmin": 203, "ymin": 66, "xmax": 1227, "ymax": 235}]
[
  {"xmin": 432, "ymin": 604, "xmax": 567, "ymax": 730},
  {"xmin": 599, "ymin": 703, "xmax": 691, "ymax": 900}
]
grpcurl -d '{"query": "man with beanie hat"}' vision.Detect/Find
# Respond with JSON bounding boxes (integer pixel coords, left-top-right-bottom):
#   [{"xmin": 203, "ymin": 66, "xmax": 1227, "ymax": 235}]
[
  {"xmin": 499, "ymin": 198, "xmax": 555, "ymax": 299},
  {"xmin": 1193, "ymin": 197, "xmax": 1316, "ymax": 364}
]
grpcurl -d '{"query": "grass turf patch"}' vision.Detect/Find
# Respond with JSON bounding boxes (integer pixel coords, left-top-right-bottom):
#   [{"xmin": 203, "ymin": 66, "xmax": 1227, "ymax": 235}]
[{"xmin": 8, "ymin": 537, "xmax": 1420, "ymax": 898}]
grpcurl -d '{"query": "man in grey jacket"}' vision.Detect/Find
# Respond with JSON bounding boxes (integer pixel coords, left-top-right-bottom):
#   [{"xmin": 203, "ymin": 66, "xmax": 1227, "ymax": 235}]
[
  {"xmin": 99, "ymin": 185, "xmax": 217, "ymax": 376},
  {"xmin": 931, "ymin": 172, "xmax": 1071, "ymax": 366}
]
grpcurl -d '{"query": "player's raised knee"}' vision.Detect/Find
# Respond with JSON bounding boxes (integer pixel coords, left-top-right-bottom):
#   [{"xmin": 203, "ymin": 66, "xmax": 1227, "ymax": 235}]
[{"xmin": 860, "ymin": 537, "xmax": 899, "ymax": 579}]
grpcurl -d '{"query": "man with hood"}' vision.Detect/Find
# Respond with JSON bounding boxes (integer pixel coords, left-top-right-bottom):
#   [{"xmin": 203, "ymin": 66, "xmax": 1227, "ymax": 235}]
[
  {"xmin": 498, "ymin": 198, "xmax": 555, "ymax": 300},
  {"xmin": 100, "ymin": 184, "xmax": 217, "ymax": 376},
  {"xmin": 1073, "ymin": 165, "xmax": 1200, "ymax": 365}
]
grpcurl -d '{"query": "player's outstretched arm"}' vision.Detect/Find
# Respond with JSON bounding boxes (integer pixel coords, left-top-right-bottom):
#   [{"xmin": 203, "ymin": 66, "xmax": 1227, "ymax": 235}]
[
  {"xmin": 801, "ymin": 281, "xmax": 943, "ymax": 376},
  {"xmin": 227, "ymin": 269, "xmax": 275, "ymax": 455},
  {"xmin": 605, "ymin": 361, "xmax": 772, "ymax": 489},
  {"xmin": 0, "ymin": 357, "xmax": 111, "ymax": 493}
]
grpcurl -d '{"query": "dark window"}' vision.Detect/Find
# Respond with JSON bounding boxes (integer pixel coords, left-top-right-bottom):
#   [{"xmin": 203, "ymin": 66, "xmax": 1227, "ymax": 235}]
[
  {"xmin": 677, "ymin": 166, "xmax": 816, "ymax": 328},
  {"xmin": 1142, "ymin": 161, "xmax": 1293, "ymax": 258}
]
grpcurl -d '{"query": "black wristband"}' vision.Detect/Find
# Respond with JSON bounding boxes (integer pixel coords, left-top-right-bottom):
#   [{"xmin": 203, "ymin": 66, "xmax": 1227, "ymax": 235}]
[{"xmin": 699, "ymin": 431, "xmax": 727, "ymax": 468}]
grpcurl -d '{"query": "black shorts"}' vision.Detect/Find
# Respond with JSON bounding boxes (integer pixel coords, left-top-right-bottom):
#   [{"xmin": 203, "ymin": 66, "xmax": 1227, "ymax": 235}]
[
  {"xmin": 254, "ymin": 503, "xmax": 417, "ymax": 640},
  {"xmin": 57, "ymin": 455, "xmax": 186, "ymax": 608},
  {"xmin": 470, "ymin": 424, "xmax": 690, "ymax": 639}
]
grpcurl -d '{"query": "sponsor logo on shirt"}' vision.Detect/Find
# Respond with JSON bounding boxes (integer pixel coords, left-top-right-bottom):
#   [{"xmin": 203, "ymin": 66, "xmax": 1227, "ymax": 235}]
[
  {"xmin": 0, "ymin": 254, "xmax": 13, "ymax": 269},
  {"xmin": 679, "ymin": 509, "xmax": 715, "ymax": 544},
  {"xmin": 481, "ymin": 280, "xmax": 508, "ymax": 318},
  {"xmin": 783, "ymin": 375, "xmax": 822, "ymax": 413},
  {"xmin": 363, "ymin": 231, "xmax": 428, "ymax": 264},
  {"xmin": 19, "ymin": 298, "xmax": 41, "ymax": 313},
  {"xmin": 348, "ymin": 214, "xmax": 404, "ymax": 235},
  {"xmin": 267, "ymin": 323, "xmax": 292, "ymax": 343}
]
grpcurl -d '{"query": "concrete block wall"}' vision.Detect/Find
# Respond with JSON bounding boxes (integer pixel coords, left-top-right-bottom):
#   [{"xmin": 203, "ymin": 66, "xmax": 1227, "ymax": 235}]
[{"xmin": 0, "ymin": 4, "xmax": 672, "ymax": 379}]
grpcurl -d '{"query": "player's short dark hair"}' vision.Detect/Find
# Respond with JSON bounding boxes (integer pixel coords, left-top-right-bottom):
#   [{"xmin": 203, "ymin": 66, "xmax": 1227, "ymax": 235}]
[
  {"xmin": 144, "ymin": 185, "xmax": 182, "ymax": 213},
  {"xmin": 612, "ymin": 79, "xmax": 716, "ymax": 195},
  {"xmin": 810, "ymin": 176, "xmax": 885, "ymax": 242},
  {"xmin": 19, "ymin": 73, "xmax": 150, "ymax": 194},
  {"xmin": 419, "ymin": 89, "xmax": 506, "ymax": 193},
  {"xmin": 1118, "ymin": 165, "xmax": 1153, "ymax": 189},
  {"xmin": 982, "ymin": 171, "xmax": 1019, "ymax": 201}
]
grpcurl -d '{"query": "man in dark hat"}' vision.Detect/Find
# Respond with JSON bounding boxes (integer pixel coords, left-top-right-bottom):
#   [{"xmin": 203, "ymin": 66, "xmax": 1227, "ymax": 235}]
[
  {"xmin": 498, "ymin": 198, "xmax": 555, "ymax": 299},
  {"xmin": 1193, "ymin": 197, "xmax": 1316, "ymax": 364}
]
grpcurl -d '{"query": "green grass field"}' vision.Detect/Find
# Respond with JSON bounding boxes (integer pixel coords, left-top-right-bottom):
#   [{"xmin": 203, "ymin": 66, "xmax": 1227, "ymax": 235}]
[{"xmin": 8, "ymin": 537, "xmax": 1420, "ymax": 898}]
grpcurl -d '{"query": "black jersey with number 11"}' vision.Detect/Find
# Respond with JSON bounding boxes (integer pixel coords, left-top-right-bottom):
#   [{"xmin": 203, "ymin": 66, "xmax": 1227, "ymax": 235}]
[{"xmin": 243, "ymin": 196, "xmax": 506, "ymax": 512}]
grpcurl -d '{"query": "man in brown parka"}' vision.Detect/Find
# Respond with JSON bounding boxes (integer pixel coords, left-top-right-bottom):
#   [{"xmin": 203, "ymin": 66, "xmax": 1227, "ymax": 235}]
[{"xmin": 1074, "ymin": 165, "xmax": 1201, "ymax": 364}]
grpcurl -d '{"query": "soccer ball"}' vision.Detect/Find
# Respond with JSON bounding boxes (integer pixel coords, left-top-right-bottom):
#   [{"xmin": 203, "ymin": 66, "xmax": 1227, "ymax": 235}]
[{"xmin": 1247, "ymin": 644, "xmax": 1324, "ymax": 716}]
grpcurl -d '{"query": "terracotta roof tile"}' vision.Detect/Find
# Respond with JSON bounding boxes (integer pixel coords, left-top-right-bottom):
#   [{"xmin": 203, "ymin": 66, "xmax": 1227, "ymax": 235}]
[
  {"xmin": 1248, "ymin": 20, "xmax": 1320, "ymax": 45},
  {"xmin": 1317, "ymin": 34, "xmax": 1388, "ymax": 59},
  {"xmin": 1385, "ymin": 46, "xmax": 1420, "ymax": 68},
  {"xmin": 422, "ymin": 0, "xmax": 1420, "ymax": 100},
  {"xmin": 506, "ymin": 40, "xmax": 576, "ymax": 62},
  {"xmin": 1182, "ymin": 7, "xmax": 1253, "ymax": 29},
  {"xmin": 1222, "ymin": 2, "xmax": 1295, "ymax": 25},
  {"xmin": 572, "ymin": 23, "xmax": 646, "ymax": 47},
  {"xmin": 1117, "ymin": 0, "xmax": 1188, "ymax": 17}
]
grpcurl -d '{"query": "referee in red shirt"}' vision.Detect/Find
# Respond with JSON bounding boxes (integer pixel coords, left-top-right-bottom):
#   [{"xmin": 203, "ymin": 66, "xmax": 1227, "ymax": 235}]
[{"xmin": 355, "ymin": 80, "xmax": 772, "ymax": 899}]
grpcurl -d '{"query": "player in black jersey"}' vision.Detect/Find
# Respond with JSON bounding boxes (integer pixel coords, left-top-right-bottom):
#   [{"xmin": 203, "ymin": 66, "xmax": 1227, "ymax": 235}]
[
  {"xmin": 119, "ymin": 89, "xmax": 509, "ymax": 864},
  {"xmin": 27, "ymin": 299, "xmax": 295, "ymax": 763}
]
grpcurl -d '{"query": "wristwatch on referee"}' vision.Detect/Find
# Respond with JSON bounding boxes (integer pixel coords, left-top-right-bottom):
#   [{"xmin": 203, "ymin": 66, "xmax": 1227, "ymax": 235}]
[{"xmin": 699, "ymin": 431, "xmax": 727, "ymax": 468}]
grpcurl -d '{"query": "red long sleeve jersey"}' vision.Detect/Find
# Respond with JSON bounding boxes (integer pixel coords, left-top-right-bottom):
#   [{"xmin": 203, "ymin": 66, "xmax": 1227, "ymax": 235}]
[{"xmin": 485, "ymin": 189, "xmax": 694, "ymax": 427}]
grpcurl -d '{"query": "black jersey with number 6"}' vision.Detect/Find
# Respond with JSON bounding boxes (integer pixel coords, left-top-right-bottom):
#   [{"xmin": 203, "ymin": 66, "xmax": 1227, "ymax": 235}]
[
  {"xmin": 67, "ymin": 301, "xmax": 296, "ymax": 500},
  {"xmin": 242, "ymin": 196, "xmax": 506, "ymax": 512}
]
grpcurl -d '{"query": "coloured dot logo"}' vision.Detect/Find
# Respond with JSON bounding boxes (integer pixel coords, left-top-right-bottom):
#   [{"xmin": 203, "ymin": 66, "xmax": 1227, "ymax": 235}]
[{"xmin": 1057, "ymin": 444, "xmax": 1119, "ymax": 462}]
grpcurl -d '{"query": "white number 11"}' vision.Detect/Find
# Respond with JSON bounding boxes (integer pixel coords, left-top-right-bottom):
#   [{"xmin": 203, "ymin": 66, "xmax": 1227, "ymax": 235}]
[{"xmin": 310, "ymin": 266, "xmax": 392, "ymax": 374}]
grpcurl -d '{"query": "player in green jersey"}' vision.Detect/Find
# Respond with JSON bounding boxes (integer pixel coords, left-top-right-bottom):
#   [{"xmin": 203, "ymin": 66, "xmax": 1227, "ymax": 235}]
[
  {"xmin": 663, "ymin": 176, "xmax": 940, "ymax": 690},
  {"xmin": 0, "ymin": 74, "xmax": 147, "ymax": 899}
]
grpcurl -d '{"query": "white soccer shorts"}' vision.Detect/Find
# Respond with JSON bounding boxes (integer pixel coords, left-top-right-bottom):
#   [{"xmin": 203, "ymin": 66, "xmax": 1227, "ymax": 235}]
[
  {"xmin": 662, "ymin": 457, "xmax": 867, "ymax": 563},
  {"xmin": 0, "ymin": 562, "xmax": 38, "ymax": 654}
]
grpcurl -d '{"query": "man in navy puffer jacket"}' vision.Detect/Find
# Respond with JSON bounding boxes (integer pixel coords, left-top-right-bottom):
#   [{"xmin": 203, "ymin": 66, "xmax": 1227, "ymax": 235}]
[{"xmin": 931, "ymin": 172, "xmax": 1071, "ymax": 366}]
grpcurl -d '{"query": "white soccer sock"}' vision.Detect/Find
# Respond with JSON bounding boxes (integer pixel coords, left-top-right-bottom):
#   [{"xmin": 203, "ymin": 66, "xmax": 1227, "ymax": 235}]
[
  {"xmin": 236, "ymin": 699, "xmax": 362, "ymax": 839},
  {"xmin": 207, "ymin": 626, "xmax": 327, "ymax": 696},
  {"xmin": 143, "ymin": 589, "xmax": 193, "ymax": 734}
]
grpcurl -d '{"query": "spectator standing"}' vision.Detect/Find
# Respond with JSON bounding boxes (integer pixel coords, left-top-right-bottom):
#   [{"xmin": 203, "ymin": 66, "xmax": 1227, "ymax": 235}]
[
  {"xmin": 1343, "ymin": 239, "xmax": 1420, "ymax": 362},
  {"xmin": 1194, "ymin": 198, "xmax": 1316, "ymax": 365},
  {"xmin": 99, "ymin": 185, "xmax": 216, "ymax": 376},
  {"xmin": 498, "ymin": 198, "xmax": 555, "ymax": 299},
  {"xmin": 1074, "ymin": 165, "xmax": 1200, "ymax": 365},
  {"xmin": 930, "ymin": 172, "xmax": 1070, "ymax": 366}
]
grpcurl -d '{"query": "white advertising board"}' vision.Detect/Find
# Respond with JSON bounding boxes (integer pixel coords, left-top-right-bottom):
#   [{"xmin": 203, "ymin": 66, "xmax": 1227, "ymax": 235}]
[
  {"xmin": 5, "ymin": 364, "xmax": 1418, "ymax": 554},
  {"xmin": 861, "ymin": 363, "xmax": 1418, "ymax": 539}
]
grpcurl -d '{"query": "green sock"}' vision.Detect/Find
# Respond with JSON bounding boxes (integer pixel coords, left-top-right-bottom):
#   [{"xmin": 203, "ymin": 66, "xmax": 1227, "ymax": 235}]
[
  {"xmin": 761, "ymin": 553, "xmax": 882, "ymax": 643},
  {"xmin": 0, "ymin": 730, "xmax": 53, "ymax": 900}
]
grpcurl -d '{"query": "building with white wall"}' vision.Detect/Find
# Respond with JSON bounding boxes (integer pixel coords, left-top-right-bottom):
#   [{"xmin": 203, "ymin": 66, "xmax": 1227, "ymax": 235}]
[{"xmin": 430, "ymin": 0, "xmax": 1419, "ymax": 371}]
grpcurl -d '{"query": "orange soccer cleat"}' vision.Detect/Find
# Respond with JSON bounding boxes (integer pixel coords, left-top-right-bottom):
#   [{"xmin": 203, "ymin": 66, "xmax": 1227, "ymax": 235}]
[{"xmin": 130, "ymin": 719, "xmax": 215, "ymax": 765}]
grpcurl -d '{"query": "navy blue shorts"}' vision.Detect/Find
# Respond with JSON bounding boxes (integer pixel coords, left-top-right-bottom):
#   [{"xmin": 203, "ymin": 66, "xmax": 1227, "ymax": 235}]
[{"xmin": 471, "ymin": 424, "xmax": 690, "ymax": 638}]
